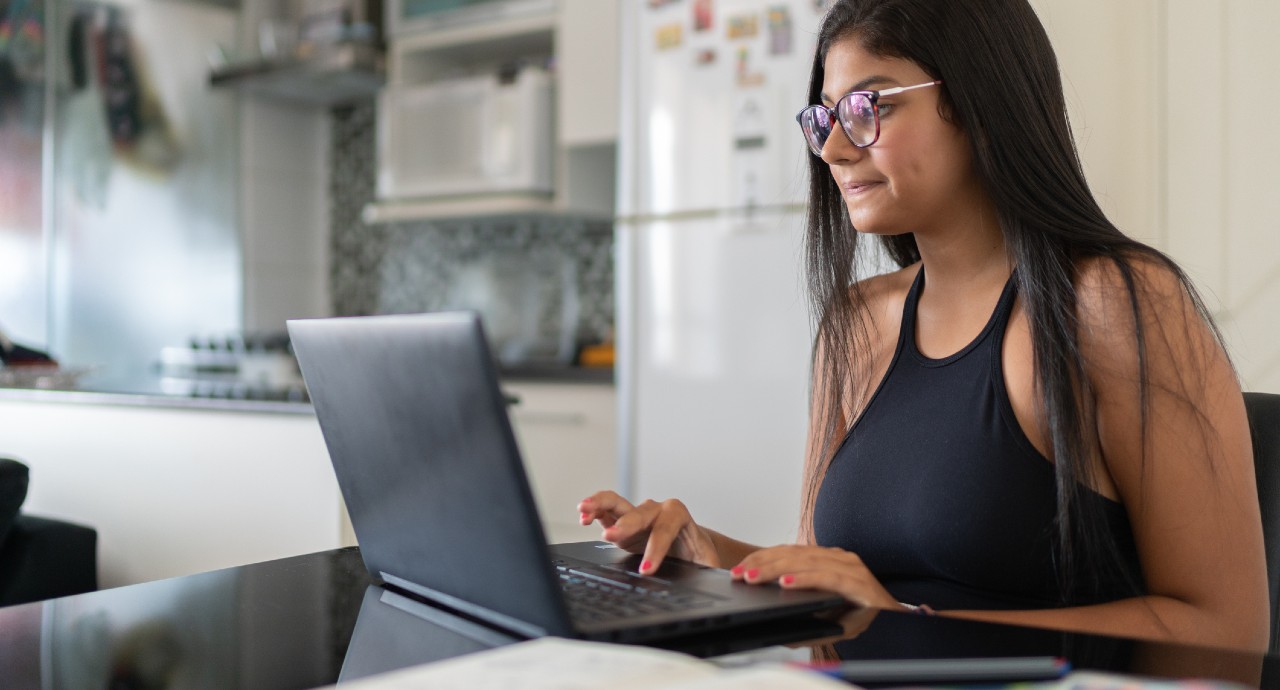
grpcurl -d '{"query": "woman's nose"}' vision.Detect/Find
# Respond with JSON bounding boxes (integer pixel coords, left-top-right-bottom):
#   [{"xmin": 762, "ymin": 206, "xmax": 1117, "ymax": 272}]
[{"xmin": 820, "ymin": 126, "xmax": 862, "ymax": 164}]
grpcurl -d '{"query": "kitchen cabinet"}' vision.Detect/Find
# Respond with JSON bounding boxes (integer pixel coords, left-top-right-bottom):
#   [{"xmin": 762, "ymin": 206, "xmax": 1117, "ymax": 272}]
[
  {"xmin": 503, "ymin": 381, "xmax": 617, "ymax": 544},
  {"xmin": 0, "ymin": 395, "xmax": 342, "ymax": 589},
  {"xmin": 364, "ymin": 0, "xmax": 620, "ymax": 223},
  {"xmin": 555, "ymin": 0, "xmax": 619, "ymax": 147}
]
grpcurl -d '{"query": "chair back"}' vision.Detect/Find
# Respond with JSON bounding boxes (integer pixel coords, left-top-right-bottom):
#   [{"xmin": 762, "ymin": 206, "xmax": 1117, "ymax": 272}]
[
  {"xmin": 0, "ymin": 457, "xmax": 30, "ymax": 546},
  {"xmin": 1245, "ymin": 392, "xmax": 1280, "ymax": 655}
]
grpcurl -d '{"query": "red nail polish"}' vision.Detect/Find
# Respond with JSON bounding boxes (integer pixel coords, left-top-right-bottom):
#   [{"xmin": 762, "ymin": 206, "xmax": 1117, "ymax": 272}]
[
  {"xmin": 746, "ymin": 568, "xmax": 759, "ymax": 580},
  {"xmin": 640, "ymin": 560, "xmax": 652, "ymax": 573},
  {"xmin": 730, "ymin": 565, "xmax": 744, "ymax": 576},
  {"xmin": 780, "ymin": 575, "xmax": 794, "ymax": 586}
]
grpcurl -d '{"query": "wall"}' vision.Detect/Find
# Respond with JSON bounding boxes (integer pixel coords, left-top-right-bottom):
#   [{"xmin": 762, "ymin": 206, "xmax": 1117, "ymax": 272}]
[
  {"xmin": 1164, "ymin": 2, "xmax": 1280, "ymax": 393},
  {"xmin": 1033, "ymin": 0, "xmax": 1280, "ymax": 392},
  {"xmin": 239, "ymin": 97, "xmax": 332, "ymax": 333}
]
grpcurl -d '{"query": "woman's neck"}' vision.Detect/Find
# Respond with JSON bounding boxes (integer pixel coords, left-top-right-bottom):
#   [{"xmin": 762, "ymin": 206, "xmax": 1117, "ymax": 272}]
[{"xmin": 912, "ymin": 195, "xmax": 1012, "ymax": 297}]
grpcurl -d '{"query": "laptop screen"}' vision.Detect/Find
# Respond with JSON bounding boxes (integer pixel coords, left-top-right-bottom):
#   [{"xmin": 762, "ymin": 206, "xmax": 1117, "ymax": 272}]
[{"xmin": 288, "ymin": 312, "xmax": 572, "ymax": 637}]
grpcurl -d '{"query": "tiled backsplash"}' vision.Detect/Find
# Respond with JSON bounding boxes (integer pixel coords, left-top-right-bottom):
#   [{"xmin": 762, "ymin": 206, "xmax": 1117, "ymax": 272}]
[{"xmin": 328, "ymin": 103, "xmax": 614, "ymax": 364}]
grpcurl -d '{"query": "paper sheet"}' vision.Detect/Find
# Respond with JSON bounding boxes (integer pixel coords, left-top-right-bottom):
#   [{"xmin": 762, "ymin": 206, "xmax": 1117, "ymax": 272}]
[{"xmin": 324, "ymin": 637, "xmax": 847, "ymax": 690}]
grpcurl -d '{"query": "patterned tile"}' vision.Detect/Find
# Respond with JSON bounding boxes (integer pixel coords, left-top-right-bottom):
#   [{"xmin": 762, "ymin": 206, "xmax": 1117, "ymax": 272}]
[{"xmin": 328, "ymin": 102, "xmax": 614, "ymax": 364}]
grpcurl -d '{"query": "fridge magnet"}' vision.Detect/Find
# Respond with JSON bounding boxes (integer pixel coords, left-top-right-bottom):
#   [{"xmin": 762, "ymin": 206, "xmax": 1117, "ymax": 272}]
[
  {"xmin": 655, "ymin": 22, "xmax": 683, "ymax": 50},
  {"xmin": 732, "ymin": 97, "xmax": 769, "ymax": 208},
  {"xmin": 735, "ymin": 46, "xmax": 765, "ymax": 87},
  {"xmin": 767, "ymin": 6, "xmax": 793, "ymax": 55},
  {"xmin": 734, "ymin": 134, "xmax": 766, "ymax": 151},
  {"xmin": 693, "ymin": 0, "xmax": 714, "ymax": 31},
  {"xmin": 726, "ymin": 13, "xmax": 758, "ymax": 40},
  {"xmin": 695, "ymin": 47, "xmax": 717, "ymax": 66}
]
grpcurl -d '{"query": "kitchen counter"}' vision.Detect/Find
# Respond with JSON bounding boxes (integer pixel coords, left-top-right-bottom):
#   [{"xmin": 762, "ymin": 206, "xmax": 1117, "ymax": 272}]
[
  {"xmin": 0, "ymin": 370, "xmax": 314, "ymax": 415},
  {"xmin": 499, "ymin": 364, "xmax": 614, "ymax": 384},
  {"xmin": 0, "ymin": 365, "xmax": 612, "ymax": 415},
  {"xmin": 0, "ymin": 366, "xmax": 616, "ymax": 587}
]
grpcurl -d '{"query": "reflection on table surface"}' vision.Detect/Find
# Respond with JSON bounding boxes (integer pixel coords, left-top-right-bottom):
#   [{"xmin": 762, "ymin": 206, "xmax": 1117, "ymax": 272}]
[
  {"xmin": 0, "ymin": 548, "xmax": 371, "ymax": 689},
  {"xmin": 0, "ymin": 546, "xmax": 1275, "ymax": 688}
]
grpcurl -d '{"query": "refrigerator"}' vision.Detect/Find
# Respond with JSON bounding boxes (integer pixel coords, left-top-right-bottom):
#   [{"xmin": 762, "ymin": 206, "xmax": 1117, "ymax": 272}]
[
  {"xmin": 616, "ymin": 0, "xmax": 829, "ymax": 547},
  {"xmin": 0, "ymin": 0, "xmax": 240, "ymax": 378}
]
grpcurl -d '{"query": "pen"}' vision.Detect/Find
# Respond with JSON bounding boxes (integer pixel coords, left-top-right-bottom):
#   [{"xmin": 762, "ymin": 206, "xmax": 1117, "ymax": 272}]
[{"xmin": 796, "ymin": 656, "xmax": 1071, "ymax": 684}]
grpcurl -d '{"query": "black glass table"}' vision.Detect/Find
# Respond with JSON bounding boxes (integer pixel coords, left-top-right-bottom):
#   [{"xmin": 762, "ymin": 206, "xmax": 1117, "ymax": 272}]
[{"xmin": 0, "ymin": 546, "xmax": 1273, "ymax": 688}]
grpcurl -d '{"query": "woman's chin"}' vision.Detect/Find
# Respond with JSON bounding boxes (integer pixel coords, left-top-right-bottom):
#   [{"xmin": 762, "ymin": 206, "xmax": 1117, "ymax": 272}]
[
  {"xmin": 845, "ymin": 206, "xmax": 886, "ymax": 236},
  {"xmin": 847, "ymin": 218, "xmax": 895, "ymax": 237}
]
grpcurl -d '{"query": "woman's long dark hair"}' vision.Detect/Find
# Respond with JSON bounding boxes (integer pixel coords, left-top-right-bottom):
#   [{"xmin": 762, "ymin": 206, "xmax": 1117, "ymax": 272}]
[{"xmin": 799, "ymin": 0, "xmax": 1225, "ymax": 602}]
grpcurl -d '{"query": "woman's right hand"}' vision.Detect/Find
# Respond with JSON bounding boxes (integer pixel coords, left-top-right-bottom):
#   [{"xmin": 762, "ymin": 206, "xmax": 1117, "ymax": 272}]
[{"xmin": 577, "ymin": 490, "xmax": 721, "ymax": 575}]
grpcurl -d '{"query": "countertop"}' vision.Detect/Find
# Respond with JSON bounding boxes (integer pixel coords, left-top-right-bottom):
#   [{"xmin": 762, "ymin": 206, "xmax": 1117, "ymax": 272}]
[
  {"xmin": 0, "ymin": 364, "xmax": 613, "ymax": 414},
  {"xmin": 0, "ymin": 370, "xmax": 315, "ymax": 415}
]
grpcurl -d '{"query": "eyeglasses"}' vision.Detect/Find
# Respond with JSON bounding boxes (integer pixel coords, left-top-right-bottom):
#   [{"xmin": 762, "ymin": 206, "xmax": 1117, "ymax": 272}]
[{"xmin": 796, "ymin": 80, "xmax": 942, "ymax": 155}]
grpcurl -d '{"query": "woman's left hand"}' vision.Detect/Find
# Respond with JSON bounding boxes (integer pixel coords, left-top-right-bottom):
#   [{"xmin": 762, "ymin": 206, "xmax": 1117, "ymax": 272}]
[{"xmin": 730, "ymin": 545, "xmax": 903, "ymax": 610}]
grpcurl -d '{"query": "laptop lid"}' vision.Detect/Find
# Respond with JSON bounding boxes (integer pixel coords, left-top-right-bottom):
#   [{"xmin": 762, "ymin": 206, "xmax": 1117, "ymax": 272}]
[
  {"xmin": 288, "ymin": 312, "xmax": 573, "ymax": 638},
  {"xmin": 290, "ymin": 311, "xmax": 846, "ymax": 642}
]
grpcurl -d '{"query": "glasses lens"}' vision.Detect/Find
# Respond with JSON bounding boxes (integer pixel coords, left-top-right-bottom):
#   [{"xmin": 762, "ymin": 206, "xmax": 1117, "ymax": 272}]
[
  {"xmin": 836, "ymin": 93, "xmax": 877, "ymax": 147},
  {"xmin": 799, "ymin": 106, "xmax": 833, "ymax": 156}
]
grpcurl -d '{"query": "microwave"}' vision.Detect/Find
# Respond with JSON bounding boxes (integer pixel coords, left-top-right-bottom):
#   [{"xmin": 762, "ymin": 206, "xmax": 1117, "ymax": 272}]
[{"xmin": 377, "ymin": 68, "xmax": 555, "ymax": 200}]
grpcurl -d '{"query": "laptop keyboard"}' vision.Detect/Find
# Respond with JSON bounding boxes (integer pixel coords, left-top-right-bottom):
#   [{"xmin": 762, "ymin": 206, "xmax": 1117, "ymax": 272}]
[{"xmin": 553, "ymin": 560, "xmax": 722, "ymax": 622}]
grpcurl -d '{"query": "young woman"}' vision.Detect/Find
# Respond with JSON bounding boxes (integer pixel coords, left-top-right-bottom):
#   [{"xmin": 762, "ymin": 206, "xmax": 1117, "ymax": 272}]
[{"xmin": 580, "ymin": 0, "xmax": 1269, "ymax": 652}]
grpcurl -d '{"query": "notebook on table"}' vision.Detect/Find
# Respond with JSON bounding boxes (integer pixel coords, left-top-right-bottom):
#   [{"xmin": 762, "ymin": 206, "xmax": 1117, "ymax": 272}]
[{"xmin": 287, "ymin": 311, "xmax": 845, "ymax": 643}]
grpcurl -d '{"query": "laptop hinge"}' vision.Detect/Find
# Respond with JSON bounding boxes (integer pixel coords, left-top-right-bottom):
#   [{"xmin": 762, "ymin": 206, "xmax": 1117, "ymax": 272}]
[{"xmin": 381, "ymin": 572, "xmax": 550, "ymax": 640}]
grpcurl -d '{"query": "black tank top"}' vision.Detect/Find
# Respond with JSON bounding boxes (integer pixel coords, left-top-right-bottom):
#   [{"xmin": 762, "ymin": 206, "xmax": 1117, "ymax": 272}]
[{"xmin": 813, "ymin": 267, "xmax": 1143, "ymax": 610}]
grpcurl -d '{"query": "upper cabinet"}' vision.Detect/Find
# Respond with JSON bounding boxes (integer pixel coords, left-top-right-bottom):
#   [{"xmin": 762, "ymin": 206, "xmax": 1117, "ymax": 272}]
[
  {"xmin": 365, "ymin": 0, "xmax": 620, "ymax": 223},
  {"xmin": 555, "ymin": 0, "xmax": 620, "ymax": 147}
]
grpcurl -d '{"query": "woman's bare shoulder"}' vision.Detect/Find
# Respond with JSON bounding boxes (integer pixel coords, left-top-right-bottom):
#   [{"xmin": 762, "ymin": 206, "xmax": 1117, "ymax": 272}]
[
  {"xmin": 849, "ymin": 263, "xmax": 920, "ymax": 329},
  {"xmin": 1074, "ymin": 252, "xmax": 1186, "ymax": 321},
  {"xmin": 1073, "ymin": 251, "xmax": 1227, "ymax": 410},
  {"xmin": 1073, "ymin": 253, "xmax": 1200, "ymax": 358}
]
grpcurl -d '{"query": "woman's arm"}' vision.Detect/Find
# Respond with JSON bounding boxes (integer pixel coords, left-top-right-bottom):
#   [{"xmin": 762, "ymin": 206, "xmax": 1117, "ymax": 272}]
[
  {"xmin": 704, "ymin": 529, "xmax": 763, "ymax": 567},
  {"xmin": 950, "ymin": 256, "xmax": 1269, "ymax": 652}
]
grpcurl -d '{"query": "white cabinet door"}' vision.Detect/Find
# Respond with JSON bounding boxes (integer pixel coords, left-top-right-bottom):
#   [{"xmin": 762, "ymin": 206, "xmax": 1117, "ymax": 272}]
[
  {"xmin": 556, "ymin": 0, "xmax": 621, "ymax": 147},
  {"xmin": 504, "ymin": 382, "xmax": 617, "ymax": 544}
]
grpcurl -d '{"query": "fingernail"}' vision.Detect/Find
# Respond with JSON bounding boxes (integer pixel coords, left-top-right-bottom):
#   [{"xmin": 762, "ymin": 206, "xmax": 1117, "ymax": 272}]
[
  {"xmin": 640, "ymin": 560, "xmax": 652, "ymax": 573},
  {"xmin": 746, "ymin": 568, "xmax": 759, "ymax": 581},
  {"xmin": 780, "ymin": 575, "xmax": 795, "ymax": 586},
  {"xmin": 730, "ymin": 565, "xmax": 744, "ymax": 576}
]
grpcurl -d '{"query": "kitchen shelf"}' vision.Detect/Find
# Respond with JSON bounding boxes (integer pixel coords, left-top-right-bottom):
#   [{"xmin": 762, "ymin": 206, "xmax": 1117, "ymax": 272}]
[
  {"xmin": 210, "ymin": 42, "xmax": 384, "ymax": 107},
  {"xmin": 388, "ymin": 10, "xmax": 555, "ymax": 87},
  {"xmin": 393, "ymin": 11, "xmax": 554, "ymax": 55},
  {"xmin": 362, "ymin": 192, "xmax": 611, "ymax": 224},
  {"xmin": 388, "ymin": 0, "xmax": 556, "ymax": 41}
]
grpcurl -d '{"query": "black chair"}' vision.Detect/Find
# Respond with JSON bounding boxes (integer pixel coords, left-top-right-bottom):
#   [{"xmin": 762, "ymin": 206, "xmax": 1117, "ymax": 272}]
[
  {"xmin": 1245, "ymin": 392, "xmax": 1280, "ymax": 655},
  {"xmin": 0, "ymin": 457, "xmax": 98, "ymax": 607}
]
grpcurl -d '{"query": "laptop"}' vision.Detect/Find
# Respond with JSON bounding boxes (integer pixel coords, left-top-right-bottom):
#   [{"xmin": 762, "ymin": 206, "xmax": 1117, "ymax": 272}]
[{"xmin": 287, "ymin": 311, "xmax": 845, "ymax": 643}]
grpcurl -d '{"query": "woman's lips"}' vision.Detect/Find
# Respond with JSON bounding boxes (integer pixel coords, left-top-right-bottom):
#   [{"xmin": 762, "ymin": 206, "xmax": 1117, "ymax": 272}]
[{"xmin": 842, "ymin": 181, "xmax": 881, "ymax": 196}]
